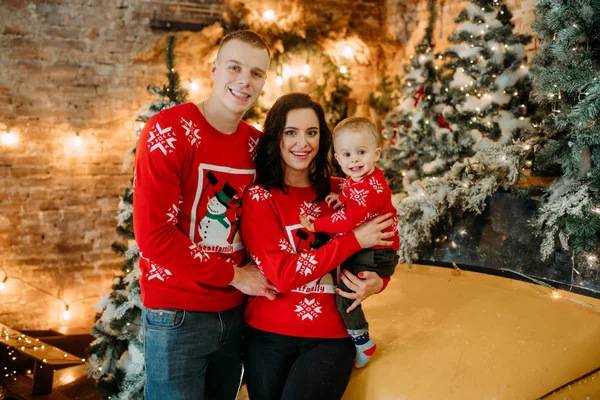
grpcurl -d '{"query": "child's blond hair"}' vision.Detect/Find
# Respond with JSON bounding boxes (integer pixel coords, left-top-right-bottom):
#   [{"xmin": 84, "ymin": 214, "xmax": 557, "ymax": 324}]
[{"xmin": 332, "ymin": 117, "xmax": 380, "ymax": 149}]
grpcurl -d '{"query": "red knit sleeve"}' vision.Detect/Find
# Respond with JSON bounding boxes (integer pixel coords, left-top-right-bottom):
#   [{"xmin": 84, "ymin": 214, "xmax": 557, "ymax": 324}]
[
  {"xmin": 379, "ymin": 277, "xmax": 391, "ymax": 293},
  {"xmin": 133, "ymin": 111, "xmax": 234, "ymax": 287},
  {"xmin": 313, "ymin": 180, "xmax": 377, "ymax": 234},
  {"xmin": 240, "ymin": 185, "xmax": 362, "ymax": 293}
]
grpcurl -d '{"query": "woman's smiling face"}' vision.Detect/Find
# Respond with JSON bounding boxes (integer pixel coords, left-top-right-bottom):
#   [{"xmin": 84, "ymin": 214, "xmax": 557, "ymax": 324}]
[{"xmin": 279, "ymin": 108, "xmax": 320, "ymax": 179}]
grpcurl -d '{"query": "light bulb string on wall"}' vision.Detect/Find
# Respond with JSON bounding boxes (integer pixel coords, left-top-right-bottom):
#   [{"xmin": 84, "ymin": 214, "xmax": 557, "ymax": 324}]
[{"xmin": 0, "ymin": 266, "xmax": 98, "ymax": 320}]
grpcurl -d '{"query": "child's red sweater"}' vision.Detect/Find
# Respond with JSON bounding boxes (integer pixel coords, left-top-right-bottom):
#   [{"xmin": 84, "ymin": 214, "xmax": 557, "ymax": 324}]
[
  {"xmin": 313, "ymin": 167, "xmax": 400, "ymax": 251},
  {"xmin": 133, "ymin": 102, "xmax": 261, "ymax": 312},
  {"xmin": 241, "ymin": 180, "xmax": 381, "ymax": 338}
]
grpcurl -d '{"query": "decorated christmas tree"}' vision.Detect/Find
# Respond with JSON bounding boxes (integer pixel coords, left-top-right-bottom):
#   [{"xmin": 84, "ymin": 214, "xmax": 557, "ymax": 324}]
[
  {"xmin": 530, "ymin": 0, "xmax": 600, "ymax": 261},
  {"xmin": 393, "ymin": 0, "xmax": 541, "ymax": 263},
  {"xmin": 433, "ymin": 0, "xmax": 536, "ymax": 176},
  {"xmin": 86, "ymin": 36, "xmax": 187, "ymax": 400},
  {"xmin": 377, "ymin": 0, "xmax": 441, "ymax": 193}
]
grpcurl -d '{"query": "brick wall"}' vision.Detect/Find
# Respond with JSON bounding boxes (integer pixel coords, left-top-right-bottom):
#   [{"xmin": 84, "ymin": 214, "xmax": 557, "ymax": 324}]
[
  {"xmin": 0, "ymin": 0, "xmax": 224, "ymax": 333},
  {"xmin": 0, "ymin": 0, "xmax": 536, "ymax": 333}
]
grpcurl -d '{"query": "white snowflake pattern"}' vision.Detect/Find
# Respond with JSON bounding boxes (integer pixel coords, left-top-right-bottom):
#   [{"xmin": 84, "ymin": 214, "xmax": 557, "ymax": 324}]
[
  {"xmin": 340, "ymin": 179, "xmax": 351, "ymax": 191},
  {"xmin": 248, "ymin": 186, "xmax": 271, "ymax": 202},
  {"xmin": 189, "ymin": 243, "xmax": 210, "ymax": 262},
  {"xmin": 248, "ymin": 136, "xmax": 259, "ymax": 160},
  {"xmin": 250, "ymin": 254, "xmax": 263, "ymax": 272},
  {"xmin": 181, "ymin": 118, "xmax": 202, "ymax": 147},
  {"xmin": 369, "ymin": 176, "xmax": 384, "ymax": 194},
  {"xmin": 331, "ymin": 209, "xmax": 347, "ymax": 223},
  {"xmin": 166, "ymin": 204, "xmax": 179, "ymax": 224},
  {"xmin": 296, "ymin": 253, "xmax": 318, "ymax": 276},
  {"xmin": 348, "ymin": 188, "xmax": 369, "ymax": 207},
  {"xmin": 294, "ymin": 298, "xmax": 322, "ymax": 321},
  {"xmin": 357, "ymin": 212, "xmax": 375, "ymax": 226},
  {"xmin": 147, "ymin": 122, "xmax": 176, "ymax": 155},
  {"xmin": 299, "ymin": 202, "xmax": 322, "ymax": 221},
  {"xmin": 278, "ymin": 238, "xmax": 294, "ymax": 253},
  {"xmin": 392, "ymin": 215, "xmax": 399, "ymax": 233},
  {"xmin": 146, "ymin": 260, "xmax": 173, "ymax": 281}
]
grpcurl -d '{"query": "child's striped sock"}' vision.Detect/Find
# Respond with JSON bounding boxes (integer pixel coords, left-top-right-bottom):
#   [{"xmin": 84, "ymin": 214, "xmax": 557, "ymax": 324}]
[{"xmin": 348, "ymin": 329, "xmax": 376, "ymax": 368}]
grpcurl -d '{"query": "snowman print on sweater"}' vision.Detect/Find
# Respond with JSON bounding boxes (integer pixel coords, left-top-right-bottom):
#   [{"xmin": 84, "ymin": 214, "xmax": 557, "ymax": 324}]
[{"xmin": 199, "ymin": 182, "xmax": 238, "ymax": 248}]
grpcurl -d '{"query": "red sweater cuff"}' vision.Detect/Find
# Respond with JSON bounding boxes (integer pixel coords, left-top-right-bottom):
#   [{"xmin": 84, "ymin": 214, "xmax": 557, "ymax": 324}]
[
  {"xmin": 378, "ymin": 277, "xmax": 391, "ymax": 293},
  {"xmin": 343, "ymin": 232, "xmax": 362, "ymax": 254}
]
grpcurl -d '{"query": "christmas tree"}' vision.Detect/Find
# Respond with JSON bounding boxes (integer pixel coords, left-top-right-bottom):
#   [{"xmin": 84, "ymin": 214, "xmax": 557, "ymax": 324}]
[
  {"xmin": 530, "ymin": 0, "xmax": 600, "ymax": 261},
  {"xmin": 433, "ymin": 0, "xmax": 536, "ymax": 175},
  {"xmin": 393, "ymin": 0, "xmax": 541, "ymax": 263},
  {"xmin": 86, "ymin": 35, "xmax": 187, "ymax": 400},
  {"xmin": 377, "ymin": 0, "xmax": 441, "ymax": 193}
]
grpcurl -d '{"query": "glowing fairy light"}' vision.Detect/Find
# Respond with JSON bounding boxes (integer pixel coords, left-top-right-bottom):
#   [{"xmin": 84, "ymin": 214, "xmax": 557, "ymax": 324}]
[
  {"xmin": 342, "ymin": 45, "xmax": 354, "ymax": 58},
  {"xmin": 72, "ymin": 134, "xmax": 83, "ymax": 148},
  {"xmin": 302, "ymin": 64, "xmax": 311, "ymax": 76},
  {"xmin": 262, "ymin": 10, "xmax": 275, "ymax": 20},
  {"xmin": 282, "ymin": 65, "xmax": 291, "ymax": 79},
  {"xmin": 1, "ymin": 131, "xmax": 18, "ymax": 146},
  {"xmin": 63, "ymin": 305, "xmax": 71, "ymax": 321}
]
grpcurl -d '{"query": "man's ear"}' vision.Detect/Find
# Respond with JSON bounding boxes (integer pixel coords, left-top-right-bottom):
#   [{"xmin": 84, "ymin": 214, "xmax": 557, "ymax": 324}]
[{"xmin": 210, "ymin": 60, "xmax": 217, "ymax": 80}]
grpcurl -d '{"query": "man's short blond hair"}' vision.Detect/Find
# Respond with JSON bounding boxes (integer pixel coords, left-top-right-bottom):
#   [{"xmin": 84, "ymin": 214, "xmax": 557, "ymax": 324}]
[
  {"xmin": 217, "ymin": 30, "xmax": 271, "ymax": 59},
  {"xmin": 333, "ymin": 116, "xmax": 380, "ymax": 148}
]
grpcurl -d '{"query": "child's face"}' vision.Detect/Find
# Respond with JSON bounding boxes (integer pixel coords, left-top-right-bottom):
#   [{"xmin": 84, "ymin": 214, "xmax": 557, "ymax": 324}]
[{"xmin": 334, "ymin": 129, "xmax": 381, "ymax": 181}]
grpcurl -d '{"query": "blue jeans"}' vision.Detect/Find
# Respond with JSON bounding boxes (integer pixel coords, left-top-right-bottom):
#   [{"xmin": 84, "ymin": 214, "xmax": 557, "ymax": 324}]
[{"xmin": 143, "ymin": 304, "xmax": 245, "ymax": 400}]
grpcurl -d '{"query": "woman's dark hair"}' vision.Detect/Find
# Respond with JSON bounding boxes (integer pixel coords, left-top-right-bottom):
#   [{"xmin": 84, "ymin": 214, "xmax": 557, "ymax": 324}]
[{"xmin": 254, "ymin": 92, "xmax": 332, "ymax": 201}]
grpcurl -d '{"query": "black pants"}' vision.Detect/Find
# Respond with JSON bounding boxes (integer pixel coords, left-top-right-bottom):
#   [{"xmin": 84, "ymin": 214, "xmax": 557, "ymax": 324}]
[
  {"xmin": 244, "ymin": 327, "xmax": 354, "ymax": 400},
  {"xmin": 337, "ymin": 248, "xmax": 399, "ymax": 331}
]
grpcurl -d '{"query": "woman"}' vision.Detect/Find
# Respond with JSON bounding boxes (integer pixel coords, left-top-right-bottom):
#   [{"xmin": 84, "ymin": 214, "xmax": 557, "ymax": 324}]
[{"xmin": 240, "ymin": 93, "xmax": 395, "ymax": 400}]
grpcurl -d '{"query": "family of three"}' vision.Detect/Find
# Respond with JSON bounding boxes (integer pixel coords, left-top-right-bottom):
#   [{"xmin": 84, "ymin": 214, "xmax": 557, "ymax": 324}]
[{"xmin": 133, "ymin": 29, "xmax": 400, "ymax": 400}]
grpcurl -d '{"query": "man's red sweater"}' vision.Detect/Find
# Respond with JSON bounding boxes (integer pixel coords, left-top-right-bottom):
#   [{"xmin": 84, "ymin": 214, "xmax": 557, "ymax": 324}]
[
  {"xmin": 240, "ymin": 181, "xmax": 384, "ymax": 338},
  {"xmin": 133, "ymin": 102, "xmax": 261, "ymax": 312},
  {"xmin": 313, "ymin": 167, "xmax": 400, "ymax": 251}
]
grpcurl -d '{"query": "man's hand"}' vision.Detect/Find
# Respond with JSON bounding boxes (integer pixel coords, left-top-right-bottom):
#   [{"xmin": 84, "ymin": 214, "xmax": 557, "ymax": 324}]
[
  {"xmin": 299, "ymin": 214, "xmax": 315, "ymax": 232},
  {"xmin": 229, "ymin": 263, "xmax": 278, "ymax": 300}
]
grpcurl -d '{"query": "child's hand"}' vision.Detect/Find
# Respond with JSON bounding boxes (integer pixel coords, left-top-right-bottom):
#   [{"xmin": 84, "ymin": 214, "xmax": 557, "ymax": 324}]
[
  {"xmin": 299, "ymin": 214, "xmax": 315, "ymax": 232},
  {"xmin": 325, "ymin": 193, "xmax": 341, "ymax": 209}
]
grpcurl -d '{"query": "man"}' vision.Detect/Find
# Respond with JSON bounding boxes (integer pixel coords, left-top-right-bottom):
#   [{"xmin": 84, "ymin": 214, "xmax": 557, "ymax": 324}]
[{"xmin": 133, "ymin": 30, "xmax": 275, "ymax": 399}]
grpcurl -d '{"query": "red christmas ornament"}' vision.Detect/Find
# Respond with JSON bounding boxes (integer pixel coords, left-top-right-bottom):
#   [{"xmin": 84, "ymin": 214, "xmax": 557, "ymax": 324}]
[
  {"xmin": 437, "ymin": 113, "xmax": 453, "ymax": 132},
  {"xmin": 413, "ymin": 85, "xmax": 425, "ymax": 107}
]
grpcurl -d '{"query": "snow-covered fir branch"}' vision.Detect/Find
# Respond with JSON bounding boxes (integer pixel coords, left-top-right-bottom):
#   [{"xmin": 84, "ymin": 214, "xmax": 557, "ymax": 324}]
[{"xmin": 397, "ymin": 140, "xmax": 534, "ymax": 264}]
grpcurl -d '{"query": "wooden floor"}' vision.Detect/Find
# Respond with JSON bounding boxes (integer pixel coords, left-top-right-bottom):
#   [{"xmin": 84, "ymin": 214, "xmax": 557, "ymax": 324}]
[
  {"xmin": 342, "ymin": 264, "xmax": 600, "ymax": 400},
  {"xmin": 7, "ymin": 263, "xmax": 599, "ymax": 399}
]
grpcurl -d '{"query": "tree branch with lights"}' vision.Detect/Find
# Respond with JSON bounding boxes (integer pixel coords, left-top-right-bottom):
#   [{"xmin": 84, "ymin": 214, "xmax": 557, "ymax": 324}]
[{"xmin": 529, "ymin": 0, "xmax": 600, "ymax": 261}]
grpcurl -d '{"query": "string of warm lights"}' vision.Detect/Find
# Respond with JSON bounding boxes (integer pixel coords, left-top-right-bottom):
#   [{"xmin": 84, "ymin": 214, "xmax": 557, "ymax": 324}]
[
  {"xmin": 0, "ymin": 266, "xmax": 98, "ymax": 321},
  {"xmin": 1, "ymin": 129, "xmax": 86, "ymax": 150},
  {"xmin": 1, "ymin": 331, "xmax": 86, "ymax": 363}
]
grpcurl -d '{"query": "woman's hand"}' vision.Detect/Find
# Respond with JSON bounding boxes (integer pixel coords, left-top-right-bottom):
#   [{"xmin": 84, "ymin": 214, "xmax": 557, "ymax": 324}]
[
  {"xmin": 337, "ymin": 270, "xmax": 384, "ymax": 313},
  {"xmin": 352, "ymin": 213, "xmax": 395, "ymax": 249}
]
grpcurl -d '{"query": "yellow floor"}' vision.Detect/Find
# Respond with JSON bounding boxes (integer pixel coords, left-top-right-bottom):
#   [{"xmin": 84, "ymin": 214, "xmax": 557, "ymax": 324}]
[{"xmin": 343, "ymin": 264, "xmax": 600, "ymax": 400}]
